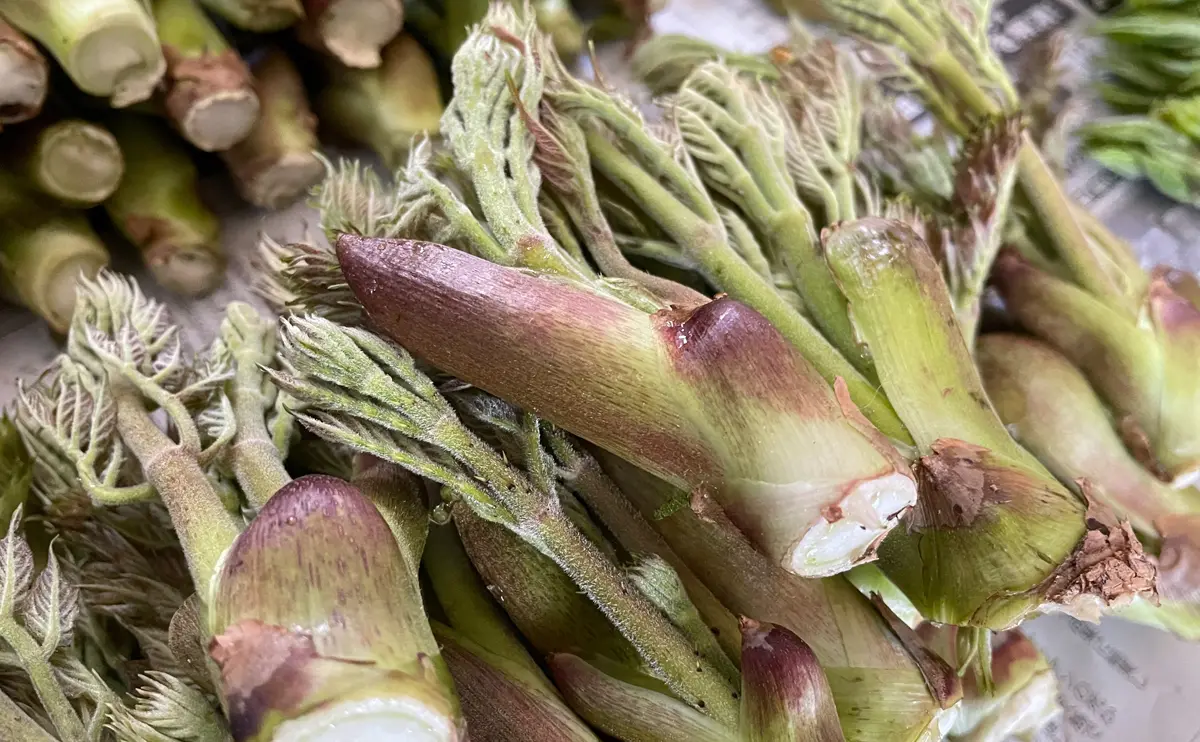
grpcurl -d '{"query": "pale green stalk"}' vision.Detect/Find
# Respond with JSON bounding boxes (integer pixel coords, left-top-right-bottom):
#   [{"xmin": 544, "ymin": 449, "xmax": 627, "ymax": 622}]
[
  {"xmin": 104, "ymin": 115, "xmax": 225, "ymax": 297},
  {"xmin": 0, "ymin": 0, "xmax": 165, "ymax": 105},
  {"xmin": 6, "ymin": 118, "xmax": 123, "ymax": 206},
  {"xmin": 219, "ymin": 303, "xmax": 291, "ymax": 510}
]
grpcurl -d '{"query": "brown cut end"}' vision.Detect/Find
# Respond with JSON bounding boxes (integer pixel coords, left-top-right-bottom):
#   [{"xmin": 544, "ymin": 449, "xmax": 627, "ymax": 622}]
[
  {"xmin": 1039, "ymin": 499, "xmax": 1157, "ymax": 618},
  {"xmin": 868, "ymin": 596, "xmax": 963, "ymax": 709},
  {"xmin": 910, "ymin": 439, "xmax": 1009, "ymax": 530},
  {"xmin": 0, "ymin": 21, "xmax": 47, "ymax": 124},
  {"xmin": 123, "ymin": 216, "xmax": 224, "ymax": 297},
  {"xmin": 163, "ymin": 47, "xmax": 260, "ymax": 151}
]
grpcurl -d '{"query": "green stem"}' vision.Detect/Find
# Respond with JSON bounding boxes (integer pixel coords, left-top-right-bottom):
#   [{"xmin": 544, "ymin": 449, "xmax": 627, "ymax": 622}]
[
  {"xmin": 231, "ymin": 360, "xmax": 291, "ymax": 511},
  {"xmin": 0, "ymin": 615, "xmax": 84, "ymax": 742},
  {"xmin": 536, "ymin": 512, "xmax": 741, "ymax": 726},
  {"xmin": 0, "ymin": 0, "xmax": 165, "ymax": 106},
  {"xmin": 111, "ymin": 379, "xmax": 242, "ymax": 599},
  {"xmin": 832, "ymin": 169, "xmax": 857, "ymax": 221},
  {"xmin": 586, "ymin": 131, "xmax": 908, "ymax": 442},
  {"xmin": 550, "ymin": 437, "xmax": 742, "ymax": 664},
  {"xmin": 443, "ymin": 426, "xmax": 740, "ymax": 725},
  {"xmin": 765, "ymin": 208, "xmax": 872, "ymax": 378},
  {"xmin": 1016, "ymin": 135, "xmax": 1130, "ymax": 312},
  {"xmin": 104, "ymin": 115, "xmax": 225, "ymax": 298}
]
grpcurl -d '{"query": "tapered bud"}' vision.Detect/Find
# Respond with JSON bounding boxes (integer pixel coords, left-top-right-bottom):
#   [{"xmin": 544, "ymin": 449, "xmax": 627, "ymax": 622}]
[
  {"xmin": 740, "ymin": 619, "xmax": 844, "ymax": 742},
  {"xmin": 208, "ymin": 475, "xmax": 461, "ymax": 741},
  {"xmin": 436, "ymin": 624, "xmax": 598, "ymax": 742},
  {"xmin": 336, "ymin": 235, "xmax": 916, "ymax": 577},
  {"xmin": 547, "ymin": 654, "xmax": 734, "ymax": 742}
]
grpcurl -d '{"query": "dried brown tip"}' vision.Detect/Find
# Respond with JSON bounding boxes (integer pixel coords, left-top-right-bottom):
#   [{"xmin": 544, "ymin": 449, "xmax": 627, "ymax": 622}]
[{"xmin": 1039, "ymin": 498, "xmax": 1157, "ymax": 620}]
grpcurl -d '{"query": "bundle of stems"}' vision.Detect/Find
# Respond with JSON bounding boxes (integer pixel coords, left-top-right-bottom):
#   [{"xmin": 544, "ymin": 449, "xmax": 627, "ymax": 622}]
[
  {"xmin": 0, "ymin": 175, "xmax": 110, "ymax": 332},
  {"xmin": 0, "ymin": 0, "xmax": 166, "ymax": 106},
  {"xmin": 150, "ymin": 0, "xmax": 261, "ymax": 152},
  {"xmin": 266, "ymin": 313, "xmax": 744, "ymax": 723},
  {"xmin": 977, "ymin": 333, "xmax": 1200, "ymax": 625},
  {"xmin": 297, "ymin": 0, "xmax": 405, "ymax": 68},
  {"xmin": 3, "ymin": 117, "xmax": 124, "ymax": 206},
  {"xmin": 269, "ymin": 8, "xmax": 917, "ymax": 579},
  {"xmin": 1081, "ymin": 0, "xmax": 1200, "ymax": 205},
  {"xmin": 814, "ymin": 1, "xmax": 1200, "ymax": 487},
  {"xmin": 103, "ymin": 114, "xmax": 226, "ymax": 297},
  {"xmin": 316, "ymin": 34, "xmax": 445, "ymax": 168},
  {"xmin": 0, "ymin": 19, "xmax": 47, "ymax": 126},
  {"xmin": 221, "ymin": 49, "xmax": 324, "ymax": 209}
]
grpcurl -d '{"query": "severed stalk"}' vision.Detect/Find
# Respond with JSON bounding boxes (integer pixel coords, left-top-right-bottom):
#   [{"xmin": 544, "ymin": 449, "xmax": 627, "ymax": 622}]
[
  {"xmin": 5, "ymin": 117, "xmax": 124, "ymax": 206},
  {"xmin": 316, "ymin": 34, "xmax": 444, "ymax": 168},
  {"xmin": 0, "ymin": 20, "xmax": 47, "ymax": 126},
  {"xmin": 298, "ymin": 0, "xmax": 404, "ymax": 68},
  {"xmin": 0, "ymin": 0, "xmax": 165, "ymax": 107},
  {"xmin": 197, "ymin": 0, "xmax": 304, "ymax": 31},
  {"xmin": 209, "ymin": 475, "xmax": 463, "ymax": 741},
  {"xmin": 221, "ymin": 49, "xmax": 324, "ymax": 209},
  {"xmin": 0, "ymin": 175, "xmax": 110, "ymax": 332},
  {"xmin": 823, "ymin": 217, "xmax": 1156, "ymax": 628},
  {"xmin": 104, "ymin": 115, "xmax": 225, "ymax": 297},
  {"xmin": 151, "ymin": 0, "xmax": 261, "ymax": 152},
  {"xmin": 336, "ymin": 234, "xmax": 917, "ymax": 578}
]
